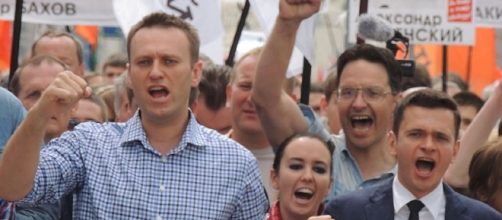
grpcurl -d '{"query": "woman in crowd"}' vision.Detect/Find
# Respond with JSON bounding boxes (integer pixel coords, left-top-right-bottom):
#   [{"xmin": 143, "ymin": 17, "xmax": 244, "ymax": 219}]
[
  {"xmin": 267, "ymin": 133, "xmax": 334, "ymax": 220},
  {"xmin": 468, "ymin": 137, "xmax": 502, "ymax": 213}
]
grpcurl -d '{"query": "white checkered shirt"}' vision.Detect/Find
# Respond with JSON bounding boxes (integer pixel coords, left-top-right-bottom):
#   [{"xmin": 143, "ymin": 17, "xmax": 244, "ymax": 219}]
[{"xmin": 22, "ymin": 111, "xmax": 268, "ymax": 219}]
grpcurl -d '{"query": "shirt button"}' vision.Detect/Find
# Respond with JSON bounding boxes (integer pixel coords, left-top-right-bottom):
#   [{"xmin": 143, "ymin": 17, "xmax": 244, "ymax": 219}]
[
  {"xmin": 161, "ymin": 156, "xmax": 168, "ymax": 163},
  {"xmin": 159, "ymin": 184, "xmax": 165, "ymax": 192},
  {"xmin": 156, "ymin": 215, "xmax": 162, "ymax": 220}
]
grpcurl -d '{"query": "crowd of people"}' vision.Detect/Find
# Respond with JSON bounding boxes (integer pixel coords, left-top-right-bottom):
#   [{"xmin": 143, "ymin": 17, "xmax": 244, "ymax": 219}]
[{"xmin": 0, "ymin": 0, "xmax": 501, "ymax": 219}]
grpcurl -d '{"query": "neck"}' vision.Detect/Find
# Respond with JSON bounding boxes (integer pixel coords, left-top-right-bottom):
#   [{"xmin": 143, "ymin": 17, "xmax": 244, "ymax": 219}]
[
  {"xmin": 141, "ymin": 110, "xmax": 189, "ymax": 155},
  {"xmin": 279, "ymin": 203, "xmax": 317, "ymax": 220},
  {"xmin": 231, "ymin": 128, "xmax": 270, "ymax": 150},
  {"xmin": 347, "ymin": 137, "xmax": 396, "ymax": 180}
]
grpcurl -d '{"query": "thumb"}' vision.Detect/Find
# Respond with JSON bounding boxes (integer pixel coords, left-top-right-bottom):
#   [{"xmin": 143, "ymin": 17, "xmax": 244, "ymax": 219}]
[{"xmin": 84, "ymin": 86, "xmax": 93, "ymax": 98}]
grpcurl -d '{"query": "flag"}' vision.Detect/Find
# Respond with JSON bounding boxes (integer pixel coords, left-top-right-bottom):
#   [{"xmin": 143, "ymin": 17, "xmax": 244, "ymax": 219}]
[
  {"xmin": 0, "ymin": 21, "xmax": 11, "ymax": 71},
  {"xmin": 249, "ymin": 0, "xmax": 324, "ymax": 77},
  {"xmin": 75, "ymin": 25, "xmax": 99, "ymax": 51}
]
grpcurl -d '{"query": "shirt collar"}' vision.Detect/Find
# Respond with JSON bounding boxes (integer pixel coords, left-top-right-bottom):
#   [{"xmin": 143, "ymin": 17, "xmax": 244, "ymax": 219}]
[
  {"xmin": 392, "ymin": 174, "xmax": 445, "ymax": 219},
  {"xmin": 119, "ymin": 110, "xmax": 207, "ymax": 152}
]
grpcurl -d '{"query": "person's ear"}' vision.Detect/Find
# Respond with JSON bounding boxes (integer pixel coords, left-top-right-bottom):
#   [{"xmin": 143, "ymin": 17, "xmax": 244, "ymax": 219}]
[
  {"xmin": 388, "ymin": 130, "xmax": 398, "ymax": 157},
  {"xmin": 319, "ymin": 95, "xmax": 328, "ymax": 116},
  {"xmin": 451, "ymin": 140, "xmax": 460, "ymax": 164},
  {"xmin": 270, "ymin": 169, "xmax": 279, "ymax": 190},
  {"xmin": 191, "ymin": 61, "xmax": 203, "ymax": 87},
  {"xmin": 225, "ymin": 84, "xmax": 232, "ymax": 108}
]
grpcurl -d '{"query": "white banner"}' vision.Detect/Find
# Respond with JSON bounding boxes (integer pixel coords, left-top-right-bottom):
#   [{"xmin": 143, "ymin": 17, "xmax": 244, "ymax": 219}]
[
  {"xmin": 0, "ymin": 0, "xmax": 225, "ymax": 64},
  {"xmin": 113, "ymin": 0, "xmax": 224, "ymax": 45},
  {"xmin": 250, "ymin": 0, "xmax": 322, "ymax": 77},
  {"xmin": 112, "ymin": 0, "xmax": 224, "ymax": 63},
  {"xmin": 0, "ymin": 0, "xmax": 118, "ymax": 26},
  {"xmin": 348, "ymin": 0, "xmax": 476, "ymax": 45},
  {"xmin": 474, "ymin": 0, "xmax": 502, "ymax": 28}
]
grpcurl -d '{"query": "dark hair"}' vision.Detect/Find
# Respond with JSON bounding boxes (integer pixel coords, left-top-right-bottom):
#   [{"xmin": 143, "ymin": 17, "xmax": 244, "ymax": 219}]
[
  {"xmin": 102, "ymin": 53, "xmax": 128, "ymax": 72},
  {"xmin": 198, "ymin": 64, "xmax": 232, "ymax": 111},
  {"xmin": 10, "ymin": 55, "xmax": 68, "ymax": 96},
  {"xmin": 31, "ymin": 30, "xmax": 83, "ymax": 64},
  {"xmin": 468, "ymin": 138, "xmax": 502, "ymax": 208},
  {"xmin": 189, "ymin": 87, "xmax": 199, "ymax": 107},
  {"xmin": 336, "ymin": 44, "xmax": 402, "ymax": 94},
  {"xmin": 393, "ymin": 89, "xmax": 461, "ymax": 140},
  {"xmin": 310, "ymin": 82, "xmax": 324, "ymax": 94},
  {"xmin": 323, "ymin": 71, "xmax": 338, "ymax": 101},
  {"xmin": 447, "ymin": 73, "xmax": 469, "ymax": 91},
  {"xmin": 453, "ymin": 91, "xmax": 484, "ymax": 113},
  {"xmin": 401, "ymin": 63, "xmax": 432, "ymax": 90},
  {"xmin": 127, "ymin": 12, "xmax": 200, "ymax": 65},
  {"xmin": 273, "ymin": 133, "xmax": 335, "ymax": 177},
  {"xmin": 432, "ymin": 73, "xmax": 469, "ymax": 92},
  {"xmin": 499, "ymin": 122, "xmax": 502, "ymax": 137}
]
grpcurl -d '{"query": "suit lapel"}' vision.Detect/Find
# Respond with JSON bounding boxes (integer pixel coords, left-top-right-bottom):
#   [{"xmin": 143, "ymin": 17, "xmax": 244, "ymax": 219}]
[
  {"xmin": 444, "ymin": 184, "xmax": 468, "ymax": 220},
  {"xmin": 365, "ymin": 181, "xmax": 395, "ymax": 220}
]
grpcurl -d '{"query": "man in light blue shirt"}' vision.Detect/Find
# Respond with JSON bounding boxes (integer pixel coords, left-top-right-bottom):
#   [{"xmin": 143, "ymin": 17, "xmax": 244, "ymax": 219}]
[
  {"xmin": 0, "ymin": 87, "xmax": 25, "ymax": 155},
  {"xmin": 251, "ymin": 0, "xmax": 399, "ymax": 200},
  {"xmin": 0, "ymin": 12, "xmax": 268, "ymax": 219},
  {"xmin": 0, "ymin": 87, "xmax": 25, "ymax": 219}
]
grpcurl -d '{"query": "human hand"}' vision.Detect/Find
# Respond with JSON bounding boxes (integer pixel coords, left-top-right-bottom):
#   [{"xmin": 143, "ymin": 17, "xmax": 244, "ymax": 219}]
[
  {"xmin": 31, "ymin": 71, "xmax": 91, "ymax": 121},
  {"xmin": 308, "ymin": 215, "xmax": 334, "ymax": 220},
  {"xmin": 278, "ymin": 0, "xmax": 322, "ymax": 22}
]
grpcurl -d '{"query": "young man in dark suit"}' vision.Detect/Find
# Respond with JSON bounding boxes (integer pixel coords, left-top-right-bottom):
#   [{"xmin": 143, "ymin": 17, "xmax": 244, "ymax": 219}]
[{"xmin": 324, "ymin": 89, "xmax": 502, "ymax": 219}]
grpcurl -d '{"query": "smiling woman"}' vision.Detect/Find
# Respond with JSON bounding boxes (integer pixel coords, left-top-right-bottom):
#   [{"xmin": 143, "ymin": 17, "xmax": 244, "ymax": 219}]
[{"xmin": 267, "ymin": 133, "xmax": 334, "ymax": 220}]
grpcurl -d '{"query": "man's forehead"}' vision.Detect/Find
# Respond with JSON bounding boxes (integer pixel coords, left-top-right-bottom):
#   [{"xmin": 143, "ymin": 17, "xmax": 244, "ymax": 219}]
[
  {"xmin": 129, "ymin": 27, "xmax": 189, "ymax": 56},
  {"xmin": 400, "ymin": 106, "xmax": 455, "ymax": 132},
  {"xmin": 22, "ymin": 62, "xmax": 64, "ymax": 77},
  {"xmin": 36, "ymin": 36, "xmax": 77, "ymax": 51}
]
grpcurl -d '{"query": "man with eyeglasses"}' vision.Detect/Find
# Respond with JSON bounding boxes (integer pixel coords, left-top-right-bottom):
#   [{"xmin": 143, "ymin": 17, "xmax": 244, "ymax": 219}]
[{"xmin": 251, "ymin": 0, "xmax": 401, "ymax": 199}]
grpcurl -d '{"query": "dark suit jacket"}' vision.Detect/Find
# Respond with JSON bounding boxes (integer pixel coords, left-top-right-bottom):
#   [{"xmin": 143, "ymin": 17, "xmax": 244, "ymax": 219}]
[{"xmin": 323, "ymin": 179, "xmax": 502, "ymax": 220}]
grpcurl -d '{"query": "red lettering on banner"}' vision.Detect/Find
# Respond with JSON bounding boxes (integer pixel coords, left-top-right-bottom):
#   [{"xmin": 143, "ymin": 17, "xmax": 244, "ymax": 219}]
[{"xmin": 448, "ymin": 0, "xmax": 472, "ymax": 22}]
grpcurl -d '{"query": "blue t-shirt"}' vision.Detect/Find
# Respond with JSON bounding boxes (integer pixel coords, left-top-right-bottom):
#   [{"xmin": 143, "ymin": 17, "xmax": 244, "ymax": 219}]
[{"xmin": 0, "ymin": 87, "xmax": 26, "ymax": 155}]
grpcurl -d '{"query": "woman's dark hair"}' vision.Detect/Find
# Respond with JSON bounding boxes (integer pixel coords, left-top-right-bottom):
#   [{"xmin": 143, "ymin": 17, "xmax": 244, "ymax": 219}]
[
  {"xmin": 468, "ymin": 138, "xmax": 502, "ymax": 208},
  {"xmin": 273, "ymin": 133, "xmax": 335, "ymax": 177}
]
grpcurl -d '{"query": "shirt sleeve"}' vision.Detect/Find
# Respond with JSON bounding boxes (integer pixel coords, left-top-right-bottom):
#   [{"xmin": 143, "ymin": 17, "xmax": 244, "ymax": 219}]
[
  {"xmin": 299, "ymin": 103, "xmax": 332, "ymax": 143},
  {"xmin": 22, "ymin": 126, "xmax": 89, "ymax": 205},
  {"xmin": 231, "ymin": 155, "xmax": 269, "ymax": 220},
  {"xmin": 15, "ymin": 202, "xmax": 60, "ymax": 220}
]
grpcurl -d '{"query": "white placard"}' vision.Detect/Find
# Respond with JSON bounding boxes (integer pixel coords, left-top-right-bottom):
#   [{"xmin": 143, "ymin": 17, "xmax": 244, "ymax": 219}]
[
  {"xmin": 0, "ymin": 0, "xmax": 118, "ymax": 26},
  {"xmin": 474, "ymin": 0, "xmax": 502, "ymax": 28},
  {"xmin": 348, "ymin": 0, "xmax": 475, "ymax": 45}
]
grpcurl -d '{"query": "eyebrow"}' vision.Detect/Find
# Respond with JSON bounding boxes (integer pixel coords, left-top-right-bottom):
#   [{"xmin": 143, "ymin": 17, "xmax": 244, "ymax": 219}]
[{"xmin": 289, "ymin": 157, "xmax": 329, "ymax": 165}]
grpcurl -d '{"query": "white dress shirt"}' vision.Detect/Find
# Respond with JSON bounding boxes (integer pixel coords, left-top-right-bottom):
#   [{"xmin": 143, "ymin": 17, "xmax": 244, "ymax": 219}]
[{"xmin": 392, "ymin": 174, "xmax": 446, "ymax": 220}]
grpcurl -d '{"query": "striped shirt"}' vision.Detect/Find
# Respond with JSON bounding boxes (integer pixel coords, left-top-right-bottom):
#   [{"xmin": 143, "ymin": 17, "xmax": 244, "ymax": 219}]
[
  {"xmin": 0, "ymin": 200, "xmax": 14, "ymax": 220},
  {"xmin": 21, "ymin": 111, "xmax": 268, "ymax": 219}
]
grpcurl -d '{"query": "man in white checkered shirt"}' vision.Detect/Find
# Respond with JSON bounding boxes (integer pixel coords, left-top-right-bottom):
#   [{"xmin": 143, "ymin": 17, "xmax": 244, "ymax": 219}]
[{"xmin": 0, "ymin": 12, "xmax": 268, "ymax": 219}]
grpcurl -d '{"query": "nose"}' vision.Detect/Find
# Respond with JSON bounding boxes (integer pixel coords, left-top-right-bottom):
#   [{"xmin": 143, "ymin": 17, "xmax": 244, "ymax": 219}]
[
  {"xmin": 351, "ymin": 90, "xmax": 368, "ymax": 110},
  {"xmin": 301, "ymin": 167, "xmax": 314, "ymax": 182},
  {"xmin": 148, "ymin": 60, "xmax": 163, "ymax": 80},
  {"xmin": 420, "ymin": 135, "xmax": 436, "ymax": 152}
]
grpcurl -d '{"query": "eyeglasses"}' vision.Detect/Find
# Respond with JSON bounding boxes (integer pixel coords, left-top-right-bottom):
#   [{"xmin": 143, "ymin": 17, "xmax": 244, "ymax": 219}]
[{"xmin": 336, "ymin": 87, "xmax": 393, "ymax": 102}]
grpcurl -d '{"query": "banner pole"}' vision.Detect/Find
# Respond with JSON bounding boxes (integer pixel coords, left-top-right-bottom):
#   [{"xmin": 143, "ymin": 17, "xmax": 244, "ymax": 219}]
[
  {"xmin": 300, "ymin": 58, "xmax": 312, "ymax": 105},
  {"xmin": 8, "ymin": 0, "xmax": 23, "ymax": 87},
  {"xmin": 225, "ymin": 0, "xmax": 250, "ymax": 67},
  {"xmin": 442, "ymin": 45, "xmax": 448, "ymax": 93}
]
